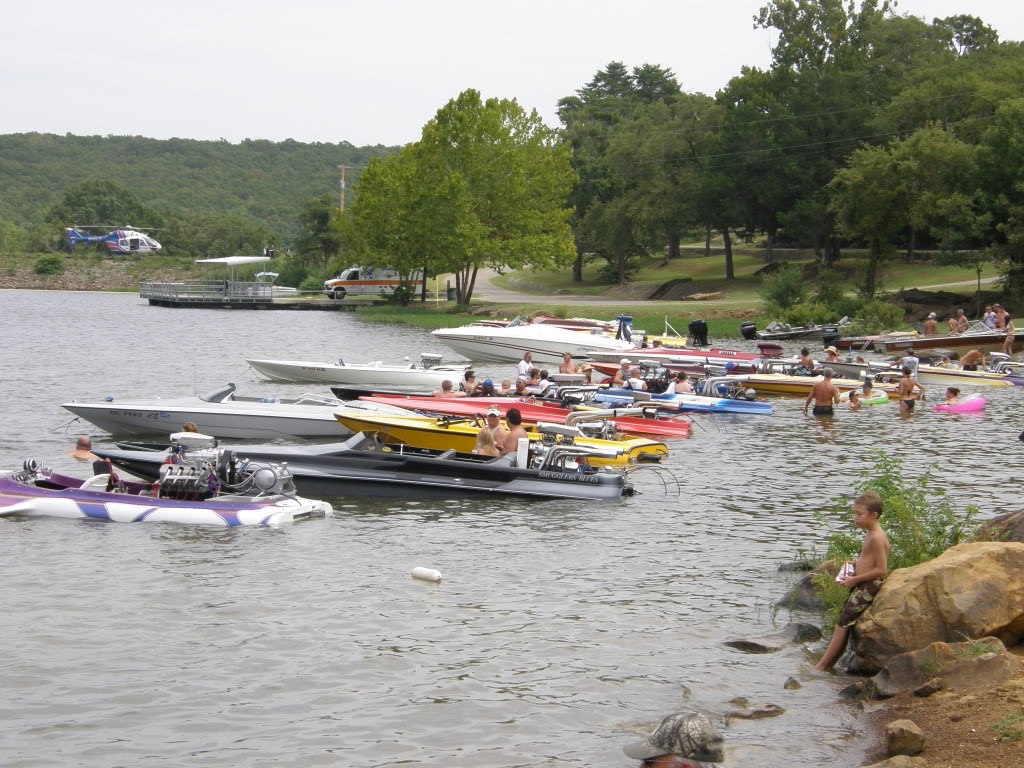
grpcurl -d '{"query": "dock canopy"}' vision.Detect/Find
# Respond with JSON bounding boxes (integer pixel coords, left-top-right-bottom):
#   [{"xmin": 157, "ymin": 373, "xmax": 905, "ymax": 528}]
[{"xmin": 194, "ymin": 256, "xmax": 272, "ymax": 266}]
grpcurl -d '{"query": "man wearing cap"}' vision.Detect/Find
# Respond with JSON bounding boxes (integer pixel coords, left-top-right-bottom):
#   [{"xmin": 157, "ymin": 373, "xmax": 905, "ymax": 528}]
[
  {"xmin": 471, "ymin": 379, "xmax": 497, "ymax": 397},
  {"xmin": 623, "ymin": 710, "xmax": 725, "ymax": 767},
  {"xmin": 923, "ymin": 312, "xmax": 938, "ymax": 335},
  {"xmin": 613, "ymin": 358, "xmax": 633, "ymax": 387},
  {"xmin": 483, "ymin": 406, "xmax": 508, "ymax": 446}
]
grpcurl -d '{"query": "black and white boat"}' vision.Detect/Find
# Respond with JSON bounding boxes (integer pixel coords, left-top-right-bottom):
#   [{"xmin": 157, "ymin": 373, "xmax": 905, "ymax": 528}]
[{"xmin": 95, "ymin": 431, "xmax": 635, "ymax": 502}]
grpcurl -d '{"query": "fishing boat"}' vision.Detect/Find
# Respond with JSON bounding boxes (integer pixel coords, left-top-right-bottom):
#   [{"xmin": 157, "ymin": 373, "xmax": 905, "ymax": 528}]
[
  {"xmin": 0, "ymin": 434, "xmax": 332, "ymax": 527},
  {"xmin": 357, "ymin": 395, "xmax": 692, "ymax": 438},
  {"xmin": 96, "ymin": 432, "xmax": 635, "ymax": 502},
  {"xmin": 740, "ymin": 320, "xmax": 825, "ymax": 341},
  {"xmin": 247, "ymin": 353, "xmax": 468, "ymax": 386},
  {"xmin": 332, "ymin": 412, "xmax": 668, "ymax": 466},
  {"xmin": 62, "ymin": 383, "xmax": 411, "ymax": 439},
  {"xmin": 431, "ymin": 315, "xmax": 638, "ymax": 364}
]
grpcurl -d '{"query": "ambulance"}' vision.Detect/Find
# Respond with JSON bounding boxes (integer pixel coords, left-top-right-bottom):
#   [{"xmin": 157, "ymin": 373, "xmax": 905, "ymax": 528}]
[{"xmin": 323, "ymin": 266, "xmax": 423, "ymax": 299}]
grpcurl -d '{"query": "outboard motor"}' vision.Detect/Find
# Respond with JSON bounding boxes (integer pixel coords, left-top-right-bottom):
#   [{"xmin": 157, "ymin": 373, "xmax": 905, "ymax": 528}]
[
  {"xmin": 739, "ymin": 321, "xmax": 758, "ymax": 341},
  {"xmin": 689, "ymin": 319, "xmax": 709, "ymax": 347},
  {"xmin": 420, "ymin": 353, "xmax": 443, "ymax": 369},
  {"xmin": 820, "ymin": 325, "xmax": 840, "ymax": 347}
]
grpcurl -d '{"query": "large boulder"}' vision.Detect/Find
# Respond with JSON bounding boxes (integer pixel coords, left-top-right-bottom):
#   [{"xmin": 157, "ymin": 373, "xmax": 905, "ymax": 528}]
[
  {"xmin": 975, "ymin": 510, "xmax": 1024, "ymax": 544},
  {"xmin": 869, "ymin": 638, "xmax": 1022, "ymax": 698},
  {"xmin": 851, "ymin": 542, "xmax": 1024, "ymax": 672},
  {"xmin": 885, "ymin": 719, "xmax": 925, "ymax": 756}
]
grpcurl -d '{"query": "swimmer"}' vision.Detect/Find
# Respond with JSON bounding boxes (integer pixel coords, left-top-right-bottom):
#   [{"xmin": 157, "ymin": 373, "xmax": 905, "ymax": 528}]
[
  {"xmin": 897, "ymin": 366, "xmax": 925, "ymax": 415},
  {"xmin": 848, "ymin": 391, "xmax": 862, "ymax": 411},
  {"xmin": 803, "ymin": 368, "xmax": 840, "ymax": 416},
  {"xmin": 944, "ymin": 387, "xmax": 961, "ymax": 405}
]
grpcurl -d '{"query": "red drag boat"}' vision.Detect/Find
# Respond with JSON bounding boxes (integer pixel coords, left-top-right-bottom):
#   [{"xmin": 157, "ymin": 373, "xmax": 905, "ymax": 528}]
[{"xmin": 358, "ymin": 395, "xmax": 691, "ymax": 438}]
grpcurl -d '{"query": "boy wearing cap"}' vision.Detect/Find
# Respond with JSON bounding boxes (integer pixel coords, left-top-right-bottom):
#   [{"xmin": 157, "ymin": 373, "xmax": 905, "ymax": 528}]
[
  {"xmin": 623, "ymin": 710, "xmax": 725, "ymax": 767},
  {"xmin": 923, "ymin": 312, "xmax": 938, "ymax": 334}
]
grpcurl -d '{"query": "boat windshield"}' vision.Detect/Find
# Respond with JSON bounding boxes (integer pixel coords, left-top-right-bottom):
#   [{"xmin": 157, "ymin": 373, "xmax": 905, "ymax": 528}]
[{"xmin": 506, "ymin": 316, "xmax": 528, "ymax": 328}]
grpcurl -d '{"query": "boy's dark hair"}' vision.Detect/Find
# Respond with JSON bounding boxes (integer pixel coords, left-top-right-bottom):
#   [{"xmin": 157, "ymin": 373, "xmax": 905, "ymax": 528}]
[
  {"xmin": 855, "ymin": 492, "xmax": 883, "ymax": 518},
  {"xmin": 507, "ymin": 408, "xmax": 522, "ymax": 426}
]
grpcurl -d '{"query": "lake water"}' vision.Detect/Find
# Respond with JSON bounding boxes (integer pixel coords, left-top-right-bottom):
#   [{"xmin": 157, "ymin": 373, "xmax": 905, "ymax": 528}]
[{"xmin": 1, "ymin": 291, "xmax": 1020, "ymax": 767}]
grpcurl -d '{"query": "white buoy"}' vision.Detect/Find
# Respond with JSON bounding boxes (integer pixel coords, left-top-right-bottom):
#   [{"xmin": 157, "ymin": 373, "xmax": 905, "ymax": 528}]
[{"xmin": 411, "ymin": 567, "xmax": 442, "ymax": 583}]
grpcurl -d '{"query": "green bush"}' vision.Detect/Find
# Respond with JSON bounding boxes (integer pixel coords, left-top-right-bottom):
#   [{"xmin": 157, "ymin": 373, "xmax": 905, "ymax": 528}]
[
  {"xmin": 759, "ymin": 263, "xmax": 808, "ymax": 310},
  {"xmin": 783, "ymin": 301, "xmax": 839, "ymax": 326},
  {"xmin": 842, "ymin": 300, "xmax": 905, "ymax": 335},
  {"xmin": 812, "ymin": 450, "xmax": 979, "ymax": 629},
  {"xmin": 297, "ymin": 276, "xmax": 323, "ymax": 292},
  {"xmin": 33, "ymin": 255, "xmax": 65, "ymax": 275}
]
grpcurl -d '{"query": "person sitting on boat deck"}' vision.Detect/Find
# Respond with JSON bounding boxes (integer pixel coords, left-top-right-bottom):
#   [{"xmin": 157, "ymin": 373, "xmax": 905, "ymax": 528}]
[
  {"xmin": 936, "ymin": 356, "xmax": 954, "ymax": 368},
  {"xmin": 613, "ymin": 358, "xmax": 634, "ymax": 386},
  {"xmin": 944, "ymin": 387, "xmax": 961, "ymax": 405},
  {"xmin": 1003, "ymin": 315, "xmax": 1016, "ymax": 357},
  {"xmin": 524, "ymin": 369, "xmax": 542, "ymax": 392},
  {"xmin": 959, "ymin": 349, "xmax": 984, "ymax": 371},
  {"xmin": 498, "ymin": 408, "xmax": 528, "ymax": 454},
  {"xmin": 517, "ymin": 351, "xmax": 534, "ymax": 379},
  {"xmin": 625, "ymin": 373, "xmax": 648, "ymax": 391},
  {"xmin": 534, "ymin": 369, "xmax": 554, "ymax": 395},
  {"xmin": 559, "ymin": 352, "xmax": 580, "ymax": 374},
  {"xmin": 183, "ymin": 422, "xmax": 200, "ymax": 433},
  {"xmin": 803, "ymin": 368, "xmax": 840, "ymax": 416},
  {"xmin": 673, "ymin": 372, "xmax": 694, "ymax": 394},
  {"xmin": 847, "ymin": 391, "xmax": 862, "ymax": 411},
  {"xmin": 578, "ymin": 363, "xmax": 595, "ymax": 384},
  {"xmin": 512, "ymin": 378, "xmax": 530, "ymax": 397},
  {"xmin": 984, "ymin": 305, "xmax": 996, "ymax": 329},
  {"xmin": 498, "ymin": 378, "xmax": 513, "ymax": 395},
  {"xmin": 855, "ymin": 355, "xmax": 867, "ymax": 364},
  {"xmin": 471, "ymin": 379, "xmax": 497, "ymax": 397},
  {"xmin": 795, "ymin": 347, "xmax": 815, "ymax": 375},
  {"xmin": 824, "ymin": 345, "xmax": 842, "ymax": 363},
  {"xmin": 897, "ymin": 366, "xmax": 925, "ymax": 415},
  {"xmin": 955, "ymin": 308, "xmax": 970, "ymax": 333},
  {"xmin": 68, "ymin": 435, "xmax": 98, "ymax": 462},
  {"xmin": 483, "ymin": 405, "xmax": 509, "ymax": 447},
  {"xmin": 459, "ymin": 370, "xmax": 477, "ymax": 393},
  {"xmin": 923, "ymin": 312, "xmax": 938, "ymax": 335},
  {"xmin": 900, "ymin": 348, "xmax": 920, "ymax": 378},
  {"xmin": 472, "ymin": 422, "xmax": 501, "ymax": 457},
  {"xmin": 622, "ymin": 710, "xmax": 725, "ymax": 768}
]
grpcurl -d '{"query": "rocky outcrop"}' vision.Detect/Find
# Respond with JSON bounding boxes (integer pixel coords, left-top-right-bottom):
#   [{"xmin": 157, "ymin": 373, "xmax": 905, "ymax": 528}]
[
  {"xmin": 869, "ymin": 638, "xmax": 1022, "ymax": 698},
  {"xmin": 975, "ymin": 510, "xmax": 1024, "ymax": 544},
  {"xmin": 723, "ymin": 622, "xmax": 821, "ymax": 653},
  {"xmin": 885, "ymin": 719, "xmax": 925, "ymax": 756},
  {"xmin": 851, "ymin": 542, "xmax": 1024, "ymax": 672},
  {"xmin": 776, "ymin": 561, "xmax": 838, "ymax": 612}
]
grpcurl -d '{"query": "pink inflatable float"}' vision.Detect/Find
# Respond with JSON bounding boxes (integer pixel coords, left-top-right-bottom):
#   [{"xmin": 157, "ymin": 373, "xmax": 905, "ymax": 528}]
[{"xmin": 932, "ymin": 395, "xmax": 986, "ymax": 413}]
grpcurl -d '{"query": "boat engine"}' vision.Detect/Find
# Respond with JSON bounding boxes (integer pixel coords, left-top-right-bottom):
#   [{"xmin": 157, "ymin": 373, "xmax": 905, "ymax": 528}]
[
  {"xmin": 420, "ymin": 353, "xmax": 444, "ymax": 369},
  {"xmin": 739, "ymin": 321, "xmax": 758, "ymax": 340},
  {"xmin": 574, "ymin": 418, "xmax": 618, "ymax": 441},
  {"xmin": 688, "ymin": 319, "xmax": 710, "ymax": 347},
  {"xmin": 634, "ymin": 359, "xmax": 673, "ymax": 394}
]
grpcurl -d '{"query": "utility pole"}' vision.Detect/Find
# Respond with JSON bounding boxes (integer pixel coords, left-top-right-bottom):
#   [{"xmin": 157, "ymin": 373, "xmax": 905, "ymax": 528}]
[{"xmin": 337, "ymin": 165, "xmax": 348, "ymax": 212}]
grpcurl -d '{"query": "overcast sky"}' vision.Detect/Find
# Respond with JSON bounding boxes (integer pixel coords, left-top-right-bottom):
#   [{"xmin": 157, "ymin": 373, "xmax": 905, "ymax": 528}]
[{"xmin": 3, "ymin": 1, "xmax": 1021, "ymax": 147}]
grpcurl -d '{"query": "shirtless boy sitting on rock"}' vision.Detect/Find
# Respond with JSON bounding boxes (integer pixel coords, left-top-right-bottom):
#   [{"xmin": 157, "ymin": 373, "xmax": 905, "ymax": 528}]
[{"xmin": 814, "ymin": 491, "xmax": 890, "ymax": 671}]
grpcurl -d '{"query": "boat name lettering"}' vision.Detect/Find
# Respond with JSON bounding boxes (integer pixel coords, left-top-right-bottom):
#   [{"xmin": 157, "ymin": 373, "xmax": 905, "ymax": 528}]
[
  {"xmin": 538, "ymin": 471, "xmax": 599, "ymax": 484},
  {"xmin": 108, "ymin": 409, "xmax": 145, "ymax": 418},
  {"xmin": 300, "ymin": 366, "xmax": 327, "ymax": 371}
]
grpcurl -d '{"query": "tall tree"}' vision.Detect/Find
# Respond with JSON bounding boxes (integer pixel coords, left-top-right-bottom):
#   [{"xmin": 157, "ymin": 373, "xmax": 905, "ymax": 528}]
[{"xmin": 296, "ymin": 193, "xmax": 344, "ymax": 270}]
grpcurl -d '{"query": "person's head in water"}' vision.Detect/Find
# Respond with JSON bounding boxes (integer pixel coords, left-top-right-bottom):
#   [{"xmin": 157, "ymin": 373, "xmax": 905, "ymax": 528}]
[
  {"xmin": 75, "ymin": 436, "xmax": 92, "ymax": 451},
  {"xmin": 863, "ymin": 380, "xmax": 874, "ymax": 393},
  {"xmin": 946, "ymin": 387, "xmax": 960, "ymax": 399},
  {"xmin": 623, "ymin": 710, "xmax": 725, "ymax": 766}
]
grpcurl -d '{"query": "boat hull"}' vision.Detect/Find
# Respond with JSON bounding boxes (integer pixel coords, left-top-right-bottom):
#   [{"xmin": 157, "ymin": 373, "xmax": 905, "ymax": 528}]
[
  {"xmin": 913, "ymin": 367, "xmax": 1015, "ymax": 388},
  {"xmin": 97, "ymin": 439, "xmax": 633, "ymax": 502},
  {"xmin": 874, "ymin": 331, "xmax": 1020, "ymax": 354},
  {"xmin": 431, "ymin": 326, "xmax": 635, "ymax": 364},
  {"xmin": 247, "ymin": 359, "xmax": 467, "ymax": 386}
]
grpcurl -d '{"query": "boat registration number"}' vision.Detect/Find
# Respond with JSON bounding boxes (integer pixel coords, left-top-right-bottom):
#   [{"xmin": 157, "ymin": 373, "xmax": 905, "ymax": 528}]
[
  {"xmin": 538, "ymin": 471, "xmax": 599, "ymax": 484},
  {"xmin": 106, "ymin": 410, "xmax": 169, "ymax": 420}
]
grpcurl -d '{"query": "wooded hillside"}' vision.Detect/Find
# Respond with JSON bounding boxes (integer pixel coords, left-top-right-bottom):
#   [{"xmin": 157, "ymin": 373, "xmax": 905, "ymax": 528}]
[{"xmin": 0, "ymin": 133, "xmax": 395, "ymax": 241}]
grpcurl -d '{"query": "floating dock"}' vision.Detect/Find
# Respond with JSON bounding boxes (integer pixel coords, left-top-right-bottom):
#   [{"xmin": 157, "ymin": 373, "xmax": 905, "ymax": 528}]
[{"xmin": 139, "ymin": 280, "xmax": 375, "ymax": 310}]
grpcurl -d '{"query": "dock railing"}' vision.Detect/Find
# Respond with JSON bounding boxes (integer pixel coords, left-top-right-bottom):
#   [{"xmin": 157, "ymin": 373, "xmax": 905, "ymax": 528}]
[{"xmin": 139, "ymin": 280, "xmax": 274, "ymax": 303}]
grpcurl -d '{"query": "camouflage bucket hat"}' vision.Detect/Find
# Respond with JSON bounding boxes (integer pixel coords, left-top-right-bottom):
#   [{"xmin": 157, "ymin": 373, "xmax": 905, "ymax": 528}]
[{"xmin": 623, "ymin": 711, "xmax": 724, "ymax": 762}]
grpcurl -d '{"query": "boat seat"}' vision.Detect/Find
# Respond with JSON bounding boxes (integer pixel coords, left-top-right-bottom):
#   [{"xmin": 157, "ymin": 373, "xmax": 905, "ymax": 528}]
[
  {"xmin": 436, "ymin": 449, "xmax": 457, "ymax": 460},
  {"xmin": 490, "ymin": 455, "xmax": 516, "ymax": 467},
  {"xmin": 80, "ymin": 474, "xmax": 111, "ymax": 491}
]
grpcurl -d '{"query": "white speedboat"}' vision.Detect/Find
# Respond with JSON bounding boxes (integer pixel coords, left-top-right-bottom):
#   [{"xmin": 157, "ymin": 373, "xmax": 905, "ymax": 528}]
[
  {"xmin": 62, "ymin": 383, "xmax": 412, "ymax": 439},
  {"xmin": 246, "ymin": 353, "xmax": 468, "ymax": 386},
  {"xmin": 431, "ymin": 316, "xmax": 637, "ymax": 363}
]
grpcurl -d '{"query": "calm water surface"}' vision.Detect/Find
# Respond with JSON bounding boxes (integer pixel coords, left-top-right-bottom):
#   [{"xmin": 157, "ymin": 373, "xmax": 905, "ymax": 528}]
[{"xmin": 1, "ymin": 291, "xmax": 1020, "ymax": 767}]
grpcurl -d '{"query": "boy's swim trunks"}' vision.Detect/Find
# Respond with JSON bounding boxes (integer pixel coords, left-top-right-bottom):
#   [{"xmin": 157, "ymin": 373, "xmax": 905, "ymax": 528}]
[{"xmin": 837, "ymin": 579, "xmax": 884, "ymax": 627}]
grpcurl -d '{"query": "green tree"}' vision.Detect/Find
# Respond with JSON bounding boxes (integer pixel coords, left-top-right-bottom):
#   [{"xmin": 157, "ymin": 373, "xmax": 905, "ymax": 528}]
[
  {"xmin": 45, "ymin": 179, "xmax": 164, "ymax": 251},
  {"xmin": 409, "ymin": 89, "xmax": 577, "ymax": 305},
  {"xmin": 161, "ymin": 214, "xmax": 281, "ymax": 259},
  {"xmin": 296, "ymin": 193, "xmax": 344, "ymax": 270},
  {"xmin": 977, "ymin": 98, "xmax": 1024, "ymax": 303}
]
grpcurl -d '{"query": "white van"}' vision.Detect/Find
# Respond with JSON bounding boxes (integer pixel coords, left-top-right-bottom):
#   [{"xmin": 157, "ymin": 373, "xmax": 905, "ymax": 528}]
[{"xmin": 323, "ymin": 267, "xmax": 423, "ymax": 299}]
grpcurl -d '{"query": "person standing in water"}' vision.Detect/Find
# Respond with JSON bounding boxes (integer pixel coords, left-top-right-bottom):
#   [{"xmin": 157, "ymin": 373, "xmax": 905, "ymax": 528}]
[
  {"xmin": 897, "ymin": 366, "xmax": 925, "ymax": 415},
  {"xmin": 803, "ymin": 368, "xmax": 840, "ymax": 416}
]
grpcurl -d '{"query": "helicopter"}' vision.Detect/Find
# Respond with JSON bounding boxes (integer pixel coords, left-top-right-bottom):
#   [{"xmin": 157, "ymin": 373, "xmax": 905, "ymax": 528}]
[{"xmin": 65, "ymin": 225, "xmax": 163, "ymax": 254}]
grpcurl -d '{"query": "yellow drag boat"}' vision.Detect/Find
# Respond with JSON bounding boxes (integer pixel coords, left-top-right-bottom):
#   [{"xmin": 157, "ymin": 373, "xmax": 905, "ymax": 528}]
[
  {"xmin": 913, "ymin": 365, "xmax": 1014, "ymax": 388},
  {"xmin": 333, "ymin": 412, "xmax": 668, "ymax": 466},
  {"xmin": 738, "ymin": 373, "xmax": 900, "ymax": 397}
]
